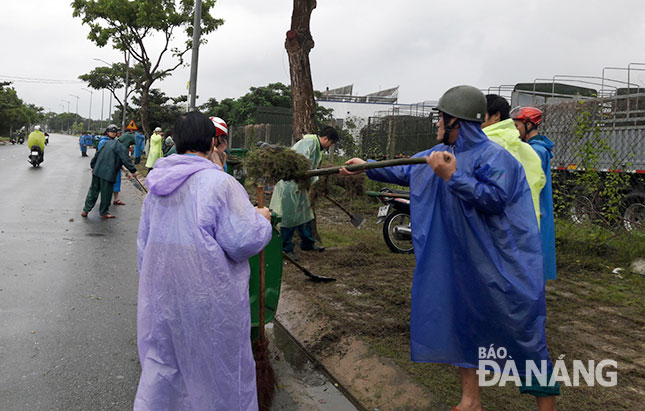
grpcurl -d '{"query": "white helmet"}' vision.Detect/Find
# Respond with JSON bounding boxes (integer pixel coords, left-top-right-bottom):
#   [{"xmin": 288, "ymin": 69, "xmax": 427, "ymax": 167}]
[
  {"xmin": 34, "ymin": 125, "xmax": 41, "ymax": 130},
  {"xmin": 209, "ymin": 116, "xmax": 228, "ymax": 137}
]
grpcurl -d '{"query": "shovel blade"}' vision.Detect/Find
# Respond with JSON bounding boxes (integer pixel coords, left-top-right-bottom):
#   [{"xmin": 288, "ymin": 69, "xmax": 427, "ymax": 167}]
[{"xmin": 350, "ymin": 214, "xmax": 365, "ymax": 229}]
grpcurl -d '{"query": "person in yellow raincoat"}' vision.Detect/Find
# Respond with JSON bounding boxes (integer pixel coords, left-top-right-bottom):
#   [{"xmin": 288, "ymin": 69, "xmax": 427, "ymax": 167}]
[
  {"xmin": 482, "ymin": 95, "xmax": 545, "ymax": 225},
  {"xmin": 270, "ymin": 126, "xmax": 339, "ymax": 260},
  {"xmin": 27, "ymin": 125, "xmax": 46, "ymax": 163},
  {"xmin": 145, "ymin": 127, "xmax": 164, "ymax": 170}
]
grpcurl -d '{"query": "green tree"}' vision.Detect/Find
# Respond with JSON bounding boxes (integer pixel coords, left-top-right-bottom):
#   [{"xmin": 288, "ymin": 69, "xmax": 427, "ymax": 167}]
[
  {"xmin": 72, "ymin": 0, "xmax": 224, "ymax": 137},
  {"xmin": 0, "ymin": 82, "xmax": 43, "ymax": 134},
  {"xmin": 78, "ymin": 63, "xmax": 130, "ymax": 111},
  {"xmin": 200, "ymin": 82, "xmax": 334, "ymax": 133},
  {"xmin": 129, "ymin": 88, "xmax": 185, "ymax": 133}
]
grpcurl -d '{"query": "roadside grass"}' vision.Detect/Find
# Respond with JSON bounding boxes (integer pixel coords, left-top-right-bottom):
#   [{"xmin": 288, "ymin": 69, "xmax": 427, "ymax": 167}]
[{"xmin": 283, "ymin": 197, "xmax": 645, "ymax": 410}]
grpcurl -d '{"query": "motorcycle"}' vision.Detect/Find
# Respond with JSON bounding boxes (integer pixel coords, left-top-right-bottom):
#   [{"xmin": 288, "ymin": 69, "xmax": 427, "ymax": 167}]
[
  {"xmin": 44, "ymin": 133, "xmax": 49, "ymax": 145},
  {"xmin": 17, "ymin": 133, "xmax": 25, "ymax": 144},
  {"xmin": 371, "ymin": 188, "xmax": 413, "ymax": 254},
  {"xmin": 28, "ymin": 146, "xmax": 43, "ymax": 168}
]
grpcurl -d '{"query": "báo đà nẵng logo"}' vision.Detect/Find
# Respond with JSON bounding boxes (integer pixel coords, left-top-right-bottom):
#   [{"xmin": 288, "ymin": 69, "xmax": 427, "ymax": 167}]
[{"xmin": 476, "ymin": 345, "xmax": 617, "ymax": 387}]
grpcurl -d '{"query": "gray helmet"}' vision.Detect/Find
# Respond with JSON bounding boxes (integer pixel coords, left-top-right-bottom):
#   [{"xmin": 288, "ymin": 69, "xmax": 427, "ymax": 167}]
[
  {"xmin": 105, "ymin": 124, "xmax": 119, "ymax": 133},
  {"xmin": 435, "ymin": 85, "xmax": 487, "ymax": 123}
]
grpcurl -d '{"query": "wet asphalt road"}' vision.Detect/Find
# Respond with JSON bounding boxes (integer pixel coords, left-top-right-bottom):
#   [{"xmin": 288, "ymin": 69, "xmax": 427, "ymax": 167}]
[
  {"xmin": 0, "ymin": 135, "xmax": 142, "ymax": 411},
  {"xmin": 0, "ymin": 135, "xmax": 356, "ymax": 411}
]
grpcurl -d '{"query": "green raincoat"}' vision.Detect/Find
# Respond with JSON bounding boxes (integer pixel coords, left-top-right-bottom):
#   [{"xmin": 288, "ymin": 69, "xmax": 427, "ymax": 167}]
[
  {"xmin": 483, "ymin": 119, "xmax": 545, "ymax": 224},
  {"xmin": 269, "ymin": 135, "xmax": 322, "ymax": 228},
  {"xmin": 145, "ymin": 132, "xmax": 163, "ymax": 168}
]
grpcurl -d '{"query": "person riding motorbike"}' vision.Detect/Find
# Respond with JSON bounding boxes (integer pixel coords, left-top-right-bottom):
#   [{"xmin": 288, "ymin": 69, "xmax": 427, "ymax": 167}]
[{"xmin": 27, "ymin": 125, "xmax": 46, "ymax": 164}]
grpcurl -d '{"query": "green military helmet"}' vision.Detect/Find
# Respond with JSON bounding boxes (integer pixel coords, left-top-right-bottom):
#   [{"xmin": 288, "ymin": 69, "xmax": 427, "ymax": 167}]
[{"xmin": 436, "ymin": 85, "xmax": 487, "ymax": 123}]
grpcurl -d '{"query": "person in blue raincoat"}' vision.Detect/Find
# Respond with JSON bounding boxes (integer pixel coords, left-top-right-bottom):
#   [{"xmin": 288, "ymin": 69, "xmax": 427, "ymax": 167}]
[
  {"xmin": 79, "ymin": 133, "xmax": 90, "ymax": 157},
  {"xmin": 135, "ymin": 111, "xmax": 272, "ymax": 410},
  {"xmin": 134, "ymin": 131, "xmax": 145, "ymax": 164},
  {"xmin": 342, "ymin": 86, "xmax": 558, "ymax": 411},
  {"xmin": 512, "ymin": 107, "xmax": 557, "ymax": 282}
]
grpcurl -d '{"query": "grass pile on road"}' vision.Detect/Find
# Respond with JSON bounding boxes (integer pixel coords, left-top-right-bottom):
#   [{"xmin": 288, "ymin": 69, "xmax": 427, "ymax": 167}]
[{"xmin": 280, "ymin": 198, "xmax": 645, "ymax": 410}]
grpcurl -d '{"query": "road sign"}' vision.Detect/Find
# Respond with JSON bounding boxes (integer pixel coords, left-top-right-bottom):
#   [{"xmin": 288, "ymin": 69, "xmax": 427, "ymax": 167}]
[{"xmin": 126, "ymin": 119, "xmax": 138, "ymax": 131}]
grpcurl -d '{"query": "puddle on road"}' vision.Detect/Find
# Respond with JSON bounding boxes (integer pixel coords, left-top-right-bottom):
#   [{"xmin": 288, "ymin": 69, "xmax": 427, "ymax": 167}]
[{"xmin": 267, "ymin": 322, "xmax": 358, "ymax": 411}]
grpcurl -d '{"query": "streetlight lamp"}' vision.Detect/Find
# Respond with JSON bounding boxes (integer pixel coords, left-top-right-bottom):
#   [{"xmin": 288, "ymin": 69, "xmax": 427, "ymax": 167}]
[
  {"xmin": 82, "ymin": 88, "xmax": 94, "ymax": 132},
  {"xmin": 93, "ymin": 58, "xmax": 114, "ymax": 126}
]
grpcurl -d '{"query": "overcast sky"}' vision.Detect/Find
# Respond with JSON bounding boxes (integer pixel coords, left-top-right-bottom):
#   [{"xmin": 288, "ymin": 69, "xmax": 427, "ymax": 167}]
[{"xmin": 2, "ymin": 0, "xmax": 645, "ymax": 121}]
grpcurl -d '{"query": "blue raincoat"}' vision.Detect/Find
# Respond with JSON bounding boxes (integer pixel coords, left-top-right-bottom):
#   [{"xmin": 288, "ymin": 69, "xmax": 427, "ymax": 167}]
[
  {"xmin": 136, "ymin": 154, "xmax": 272, "ymax": 410},
  {"xmin": 366, "ymin": 121, "xmax": 551, "ymax": 375},
  {"xmin": 134, "ymin": 132, "xmax": 145, "ymax": 159},
  {"xmin": 98, "ymin": 136, "xmax": 122, "ymax": 192},
  {"xmin": 528, "ymin": 135, "xmax": 557, "ymax": 280}
]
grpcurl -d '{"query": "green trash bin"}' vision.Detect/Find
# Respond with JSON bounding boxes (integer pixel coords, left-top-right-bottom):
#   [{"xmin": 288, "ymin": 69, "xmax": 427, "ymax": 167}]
[
  {"xmin": 249, "ymin": 214, "xmax": 283, "ymax": 340},
  {"xmin": 226, "ymin": 148, "xmax": 249, "ymax": 186}
]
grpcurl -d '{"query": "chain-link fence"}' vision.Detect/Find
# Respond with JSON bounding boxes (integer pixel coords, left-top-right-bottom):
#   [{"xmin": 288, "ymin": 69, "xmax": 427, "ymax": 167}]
[
  {"xmin": 360, "ymin": 114, "xmax": 439, "ymax": 158},
  {"xmin": 539, "ymin": 94, "xmax": 645, "ymax": 172}
]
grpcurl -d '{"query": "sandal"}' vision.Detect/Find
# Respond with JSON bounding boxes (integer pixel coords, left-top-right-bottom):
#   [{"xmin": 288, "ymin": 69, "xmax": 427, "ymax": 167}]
[
  {"xmin": 113, "ymin": 200, "xmax": 126, "ymax": 206},
  {"xmin": 101, "ymin": 214, "xmax": 116, "ymax": 220}
]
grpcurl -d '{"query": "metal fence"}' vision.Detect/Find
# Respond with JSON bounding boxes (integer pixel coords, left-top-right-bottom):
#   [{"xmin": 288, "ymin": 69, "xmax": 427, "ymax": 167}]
[
  {"xmin": 361, "ymin": 113, "xmax": 439, "ymax": 158},
  {"xmin": 539, "ymin": 94, "xmax": 645, "ymax": 172}
]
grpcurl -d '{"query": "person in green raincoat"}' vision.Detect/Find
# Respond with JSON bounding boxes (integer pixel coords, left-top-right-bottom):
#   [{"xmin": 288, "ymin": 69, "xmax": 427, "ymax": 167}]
[
  {"xmin": 270, "ymin": 126, "xmax": 339, "ymax": 260},
  {"xmin": 145, "ymin": 127, "xmax": 164, "ymax": 170},
  {"xmin": 482, "ymin": 95, "xmax": 545, "ymax": 225},
  {"xmin": 81, "ymin": 124, "xmax": 138, "ymax": 220}
]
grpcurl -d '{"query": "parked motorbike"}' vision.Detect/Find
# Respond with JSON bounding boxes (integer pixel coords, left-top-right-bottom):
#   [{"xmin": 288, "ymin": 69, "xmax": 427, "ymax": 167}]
[
  {"xmin": 371, "ymin": 189, "xmax": 413, "ymax": 254},
  {"xmin": 28, "ymin": 146, "xmax": 43, "ymax": 168}
]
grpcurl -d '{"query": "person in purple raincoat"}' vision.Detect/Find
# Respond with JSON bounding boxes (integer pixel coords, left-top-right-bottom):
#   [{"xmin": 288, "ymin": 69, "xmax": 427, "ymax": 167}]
[{"xmin": 135, "ymin": 111, "xmax": 272, "ymax": 411}]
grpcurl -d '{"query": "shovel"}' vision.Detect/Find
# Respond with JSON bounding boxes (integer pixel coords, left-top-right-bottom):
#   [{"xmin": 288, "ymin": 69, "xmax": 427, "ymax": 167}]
[
  {"xmin": 122, "ymin": 167, "xmax": 148, "ymax": 194},
  {"xmin": 282, "ymin": 251, "xmax": 336, "ymax": 282},
  {"xmin": 322, "ymin": 194, "xmax": 364, "ymax": 229}
]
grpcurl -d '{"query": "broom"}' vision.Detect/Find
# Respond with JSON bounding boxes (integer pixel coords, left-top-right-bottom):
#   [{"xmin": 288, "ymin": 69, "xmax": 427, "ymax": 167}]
[{"xmin": 253, "ymin": 185, "xmax": 275, "ymax": 410}]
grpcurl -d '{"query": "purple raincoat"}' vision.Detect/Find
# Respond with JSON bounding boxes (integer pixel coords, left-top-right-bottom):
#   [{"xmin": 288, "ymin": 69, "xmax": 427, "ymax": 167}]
[{"xmin": 135, "ymin": 154, "xmax": 272, "ymax": 411}]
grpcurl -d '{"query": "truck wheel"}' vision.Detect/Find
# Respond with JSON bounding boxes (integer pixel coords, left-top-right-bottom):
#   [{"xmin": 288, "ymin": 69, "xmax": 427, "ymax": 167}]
[
  {"xmin": 383, "ymin": 211, "xmax": 413, "ymax": 254},
  {"xmin": 622, "ymin": 192, "xmax": 645, "ymax": 232}
]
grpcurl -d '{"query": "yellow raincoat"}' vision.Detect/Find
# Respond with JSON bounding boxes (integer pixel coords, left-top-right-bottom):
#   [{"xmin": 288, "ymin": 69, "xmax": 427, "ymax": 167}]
[
  {"xmin": 269, "ymin": 135, "xmax": 322, "ymax": 228},
  {"xmin": 145, "ymin": 132, "xmax": 163, "ymax": 168},
  {"xmin": 483, "ymin": 119, "xmax": 545, "ymax": 225},
  {"xmin": 27, "ymin": 130, "xmax": 46, "ymax": 151}
]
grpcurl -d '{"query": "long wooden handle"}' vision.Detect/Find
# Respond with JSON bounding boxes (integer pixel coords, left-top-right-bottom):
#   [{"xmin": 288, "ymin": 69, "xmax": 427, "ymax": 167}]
[
  {"xmin": 302, "ymin": 157, "xmax": 428, "ymax": 178},
  {"xmin": 256, "ymin": 186, "xmax": 267, "ymax": 339}
]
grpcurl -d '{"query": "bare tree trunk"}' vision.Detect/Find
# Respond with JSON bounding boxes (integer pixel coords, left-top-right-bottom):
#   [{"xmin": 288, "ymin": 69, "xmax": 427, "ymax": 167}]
[{"xmin": 285, "ymin": 0, "xmax": 317, "ymax": 144}]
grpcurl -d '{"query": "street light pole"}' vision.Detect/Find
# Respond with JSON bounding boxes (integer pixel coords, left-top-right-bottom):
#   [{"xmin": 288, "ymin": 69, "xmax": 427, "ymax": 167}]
[
  {"xmin": 122, "ymin": 51, "xmax": 130, "ymax": 131},
  {"xmin": 188, "ymin": 0, "xmax": 202, "ymax": 111},
  {"xmin": 82, "ymin": 88, "xmax": 93, "ymax": 132},
  {"xmin": 101, "ymin": 89, "xmax": 105, "ymax": 130},
  {"xmin": 69, "ymin": 94, "xmax": 80, "ymax": 125},
  {"xmin": 60, "ymin": 104, "xmax": 66, "ymax": 133}
]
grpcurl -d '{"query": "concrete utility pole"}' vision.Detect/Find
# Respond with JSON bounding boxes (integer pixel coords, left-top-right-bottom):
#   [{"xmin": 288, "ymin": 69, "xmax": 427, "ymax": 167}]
[
  {"xmin": 122, "ymin": 51, "xmax": 130, "ymax": 132},
  {"xmin": 188, "ymin": 0, "xmax": 202, "ymax": 111}
]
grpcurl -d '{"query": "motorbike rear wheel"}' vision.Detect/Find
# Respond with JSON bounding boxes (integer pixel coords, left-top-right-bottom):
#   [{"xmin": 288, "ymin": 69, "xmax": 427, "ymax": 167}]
[{"xmin": 383, "ymin": 210, "xmax": 414, "ymax": 254}]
